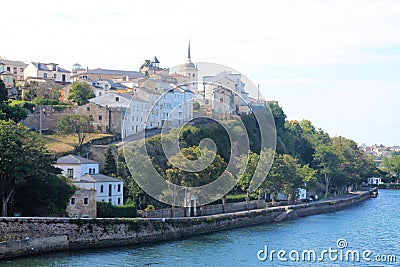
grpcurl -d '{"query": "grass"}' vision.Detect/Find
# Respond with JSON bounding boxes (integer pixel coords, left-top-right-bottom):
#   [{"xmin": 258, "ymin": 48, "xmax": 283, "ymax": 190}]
[{"xmin": 43, "ymin": 133, "xmax": 113, "ymax": 154}]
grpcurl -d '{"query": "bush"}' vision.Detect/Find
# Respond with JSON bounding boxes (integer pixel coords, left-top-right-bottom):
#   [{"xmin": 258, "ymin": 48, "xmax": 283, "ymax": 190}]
[
  {"xmin": 97, "ymin": 202, "xmax": 137, "ymax": 218},
  {"xmin": 32, "ymin": 97, "xmax": 59, "ymax": 105}
]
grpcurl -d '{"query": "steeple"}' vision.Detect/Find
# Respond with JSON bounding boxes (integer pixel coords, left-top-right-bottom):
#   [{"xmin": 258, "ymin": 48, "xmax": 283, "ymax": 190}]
[{"xmin": 187, "ymin": 40, "xmax": 191, "ymax": 61}]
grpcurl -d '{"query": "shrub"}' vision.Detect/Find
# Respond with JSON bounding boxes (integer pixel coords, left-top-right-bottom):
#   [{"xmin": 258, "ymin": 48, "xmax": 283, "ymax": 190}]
[{"xmin": 97, "ymin": 202, "xmax": 137, "ymax": 218}]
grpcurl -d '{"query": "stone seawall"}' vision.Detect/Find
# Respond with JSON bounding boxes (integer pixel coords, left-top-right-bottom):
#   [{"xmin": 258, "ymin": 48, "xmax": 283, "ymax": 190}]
[{"xmin": 0, "ymin": 191, "xmax": 372, "ymax": 260}]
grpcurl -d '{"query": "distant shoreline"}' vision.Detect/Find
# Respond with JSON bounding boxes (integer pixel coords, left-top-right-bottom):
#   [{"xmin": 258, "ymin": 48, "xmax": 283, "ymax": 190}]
[{"xmin": 0, "ymin": 189, "xmax": 375, "ymax": 261}]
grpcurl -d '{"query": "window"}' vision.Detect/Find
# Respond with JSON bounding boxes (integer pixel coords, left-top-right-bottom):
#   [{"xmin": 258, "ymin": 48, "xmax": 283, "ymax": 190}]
[
  {"xmin": 115, "ymin": 97, "xmax": 119, "ymax": 102},
  {"xmin": 83, "ymin": 197, "xmax": 89, "ymax": 205},
  {"xmin": 13, "ymin": 67, "xmax": 17, "ymax": 74},
  {"xmin": 62, "ymin": 74, "xmax": 66, "ymax": 82},
  {"xmin": 6, "ymin": 67, "xmax": 10, "ymax": 72},
  {"xmin": 97, "ymin": 125, "xmax": 102, "ymax": 131},
  {"xmin": 99, "ymin": 92, "xmax": 102, "ymax": 96},
  {"xmin": 98, "ymin": 115, "xmax": 102, "ymax": 121},
  {"xmin": 67, "ymin": 168, "xmax": 74, "ymax": 178},
  {"xmin": 109, "ymin": 184, "xmax": 112, "ymax": 196},
  {"xmin": 118, "ymin": 198, "xmax": 121, "ymax": 205},
  {"xmin": 70, "ymin": 198, "xmax": 75, "ymax": 205},
  {"xmin": 87, "ymin": 107, "xmax": 90, "ymax": 111},
  {"xmin": 20, "ymin": 68, "xmax": 23, "ymax": 72},
  {"xmin": 109, "ymin": 198, "xmax": 112, "ymax": 203},
  {"xmin": 118, "ymin": 184, "xmax": 121, "ymax": 192},
  {"xmin": 89, "ymin": 115, "xmax": 93, "ymax": 119},
  {"xmin": 220, "ymin": 98, "xmax": 224, "ymax": 103},
  {"xmin": 100, "ymin": 185, "xmax": 104, "ymax": 193},
  {"xmin": 5, "ymin": 77, "xmax": 10, "ymax": 83},
  {"xmin": 43, "ymin": 73, "xmax": 47, "ymax": 78},
  {"xmin": 53, "ymin": 73, "xmax": 56, "ymax": 78}
]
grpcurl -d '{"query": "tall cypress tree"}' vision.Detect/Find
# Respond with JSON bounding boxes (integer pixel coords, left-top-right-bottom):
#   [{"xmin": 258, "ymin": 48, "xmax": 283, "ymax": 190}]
[{"xmin": 103, "ymin": 147, "xmax": 117, "ymax": 176}]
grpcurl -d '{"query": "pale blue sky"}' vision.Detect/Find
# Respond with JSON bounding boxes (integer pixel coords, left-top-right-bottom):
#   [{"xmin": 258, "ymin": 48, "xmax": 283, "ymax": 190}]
[{"xmin": 2, "ymin": 0, "xmax": 400, "ymax": 145}]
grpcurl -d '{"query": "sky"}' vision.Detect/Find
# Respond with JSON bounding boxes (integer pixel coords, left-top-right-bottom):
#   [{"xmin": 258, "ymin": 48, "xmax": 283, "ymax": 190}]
[{"xmin": 2, "ymin": 0, "xmax": 400, "ymax": 146}]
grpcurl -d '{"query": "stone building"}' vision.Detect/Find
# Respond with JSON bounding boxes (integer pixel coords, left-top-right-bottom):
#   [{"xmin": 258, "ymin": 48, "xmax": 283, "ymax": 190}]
[{"xmin": 66, "ymin": 189, "xmax": 97, "ymax": 218}]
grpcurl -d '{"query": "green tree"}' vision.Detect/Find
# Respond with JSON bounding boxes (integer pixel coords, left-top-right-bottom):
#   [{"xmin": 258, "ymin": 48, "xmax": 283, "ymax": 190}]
[
  {"xmin": 103, "ymin": 147, "xmax": 117, "ymax": 176},
  {"xmin": 236, "ymin": 151, "xmax": 259, "ymax": 202},
  {"xmin": 0, "ymin": 120, "xmax": 75, "ymax": 216},
  {"xmin": 57, "ymin": 114, "xmax": 93, "ymax": 151},
  {"xmin": 68, "ymin": 82, "xmax": 95, "ymax": 105},
  {"xmin": 380, "ymin": 155, "xmax": 400, "ymax": 182},
  {"xmin": 0, "ymin": 79, "xmax": 27, "ymax": 122},
  {"xmin": 314, "ymin": 144, "xmax": 340, "ymax": 198},
  {"xmin": 0, "ymin": 79, "xmax": 7, "ymax": 102}
]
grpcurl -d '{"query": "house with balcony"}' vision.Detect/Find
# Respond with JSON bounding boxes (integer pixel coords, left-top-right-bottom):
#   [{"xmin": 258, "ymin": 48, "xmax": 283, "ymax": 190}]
[{"xmin": 54, "ymin": 154, "xmax": 123, "ymax": 206}]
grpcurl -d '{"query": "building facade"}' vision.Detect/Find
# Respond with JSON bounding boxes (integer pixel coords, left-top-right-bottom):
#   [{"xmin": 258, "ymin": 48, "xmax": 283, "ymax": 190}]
[
  {"xmin": 24, "ymin": 62, "xmax": 71, "ymax": 84},
  {"xmin": 66, "ymin": 189, "xmax": 97, "ymax": 218},
  {"xmin": 55, "ymin": 154, "xmax": 124, "ymax": 206},
  {"xmin": 0, "ymin": 58, "xmax": 27, "ymax": 83}
]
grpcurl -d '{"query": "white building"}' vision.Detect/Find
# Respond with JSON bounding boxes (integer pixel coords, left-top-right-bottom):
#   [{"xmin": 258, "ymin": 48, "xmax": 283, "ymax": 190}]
[
  {"xmin": 54, "ymin": 154, "xmax": 123, "ymax": 206},
  {"xmin": 24, "ymin": 62, "xmax": 71, "ymax": 84},
  {"xmin": 135, "ymin": 86, "xmax": 162, "ymax": 129},
  {"xmin": 54, "ymin": 155, "xmax": 99, "ymax": 179},
  {"xmin": 75, "ymin": 174, "xmax": 123, "ymax": 205},
  {"xmin": 89, "ymin": 92, "xmax": 148, "ymax": 137},
  {"xmin": 368, "ymin": 177, "xmax": 383, "ymax": 185},
  {"xmin": 203, "ymin": 71, "xmax": 250, "ymax": 116},
  {"xmin": 0, "ymin": 58, "xmax": 27, "ymax": 83}
]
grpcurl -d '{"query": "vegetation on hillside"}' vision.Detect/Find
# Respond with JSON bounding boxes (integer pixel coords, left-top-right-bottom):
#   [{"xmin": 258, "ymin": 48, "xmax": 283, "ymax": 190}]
[{"xmin": 114, "ymin": 103, "xmax": 377, "ymax": 210}]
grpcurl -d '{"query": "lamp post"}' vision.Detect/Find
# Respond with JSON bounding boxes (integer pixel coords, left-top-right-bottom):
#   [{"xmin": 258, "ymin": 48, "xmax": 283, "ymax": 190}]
[{"xmin": 39, "ymin": 106, "xmax": 45, "ymax": 135}]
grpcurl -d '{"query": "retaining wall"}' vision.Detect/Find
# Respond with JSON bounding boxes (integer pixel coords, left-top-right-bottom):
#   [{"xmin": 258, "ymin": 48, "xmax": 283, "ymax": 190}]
[{"xmin": 0, "ymin": 191, "xmax": 372, "ymax": 260}]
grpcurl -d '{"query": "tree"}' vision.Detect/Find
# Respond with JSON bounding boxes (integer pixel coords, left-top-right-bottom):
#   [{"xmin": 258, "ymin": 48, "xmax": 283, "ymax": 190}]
[
  {"xmin": 103, "ymin": 147, "xmax": 117, "ymax": 176},
  {"xmin": 0, "ymin": 79, "xmax": 27, "ymax": 122},
  {"xmin": 314, "ymin": 144, "xmax": 340, "ymax": 198},
  {"xmin": 0, "ymin": 120, "xmax": 75, "ymax": 216},
  {"xmin": 139, "ymin": 59, "xmax": 151, "ymax": 76},
  {"xmin": 57, "ymin": 114, "xmax": 93, "ymax": 151},
  {"xmin": 0, "ymin": 79, "xmax": 7, "ymax": 102},
  {"xmin": 381, "ymin": 155, "xmax": 400, "ymax": 183},
  {"xmin": 68, "ymin": 82, "xmax": 95, "ymax": 105}
]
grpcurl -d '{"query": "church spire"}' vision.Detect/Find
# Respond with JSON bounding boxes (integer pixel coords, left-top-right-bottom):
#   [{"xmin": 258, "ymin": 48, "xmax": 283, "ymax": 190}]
[{"xmin": 188, "ymin": 40, "xmax": 191, "ymax": 61}]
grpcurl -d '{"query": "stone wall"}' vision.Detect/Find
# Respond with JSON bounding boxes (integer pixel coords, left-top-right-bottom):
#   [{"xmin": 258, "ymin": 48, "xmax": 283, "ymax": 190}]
[
  {"xmin": 0, "ymin": 191, "xmax": 372, "ymax": 260},
  {"xmin": 141, "ymin": 200, "xmax": 266, "ymax": 218},
  {"xmin": 21, "ymin": 105, "xmax": 74, "ymax": 131}
]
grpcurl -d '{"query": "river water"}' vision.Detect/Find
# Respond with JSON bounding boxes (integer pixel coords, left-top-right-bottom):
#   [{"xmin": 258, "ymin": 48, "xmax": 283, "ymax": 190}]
[{"xmin": 1, "ymin": 189, "xmax": 399, "ymax": 266}]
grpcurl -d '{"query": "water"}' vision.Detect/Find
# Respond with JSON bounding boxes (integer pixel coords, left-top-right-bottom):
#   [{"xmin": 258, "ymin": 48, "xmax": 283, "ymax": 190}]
[{"xmin": 2, "ymin": 190, "xmax": 399, "ymax": 266}]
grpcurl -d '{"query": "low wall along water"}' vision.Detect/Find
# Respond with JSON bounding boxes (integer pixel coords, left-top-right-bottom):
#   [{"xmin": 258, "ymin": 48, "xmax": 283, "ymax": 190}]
[{"xmin": 0, "ymin": 191, "xmax": 374, "ymax": 260}]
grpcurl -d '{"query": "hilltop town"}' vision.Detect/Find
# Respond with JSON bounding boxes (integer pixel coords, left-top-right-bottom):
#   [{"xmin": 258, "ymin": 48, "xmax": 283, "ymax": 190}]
[{"xmin": 1, "ymin": 42, "xmax": 265, "ymax": 140}]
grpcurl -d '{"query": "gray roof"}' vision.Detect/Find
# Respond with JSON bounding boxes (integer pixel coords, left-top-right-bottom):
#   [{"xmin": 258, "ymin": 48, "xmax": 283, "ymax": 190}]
[
  {"xmin": 0, "ymin": 59, "xmax": 27, "ymax": 67},
  {"xmin": 56, "ymin": 155, "xmax": 99, "ymax": 164},
  {"xmin": 89, "ymin": 68, "xmax": 143, "ymax": 78},
  {"xmin": 31, "ymin": 62, "xmax": 71, "ymax": 73},
  {"xmin": 76, "ymin": 174, "xmax": 122, "ymax": 183}
]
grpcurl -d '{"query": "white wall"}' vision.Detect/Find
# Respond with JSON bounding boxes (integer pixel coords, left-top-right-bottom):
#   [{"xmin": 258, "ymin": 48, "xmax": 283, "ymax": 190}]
[
  {"xmin": 95, "ymin": 182, "xmax": 124, "ymax": 205},
  {"xmin": 55, "ymin": 163, "xmax": 99, "ymax": 180}
]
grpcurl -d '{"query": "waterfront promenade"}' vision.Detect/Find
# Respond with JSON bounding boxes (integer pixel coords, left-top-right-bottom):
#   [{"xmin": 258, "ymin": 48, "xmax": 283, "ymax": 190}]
[{"xmin": 0, "ymin": 190, "xmax": 374, "ymax": 260}]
